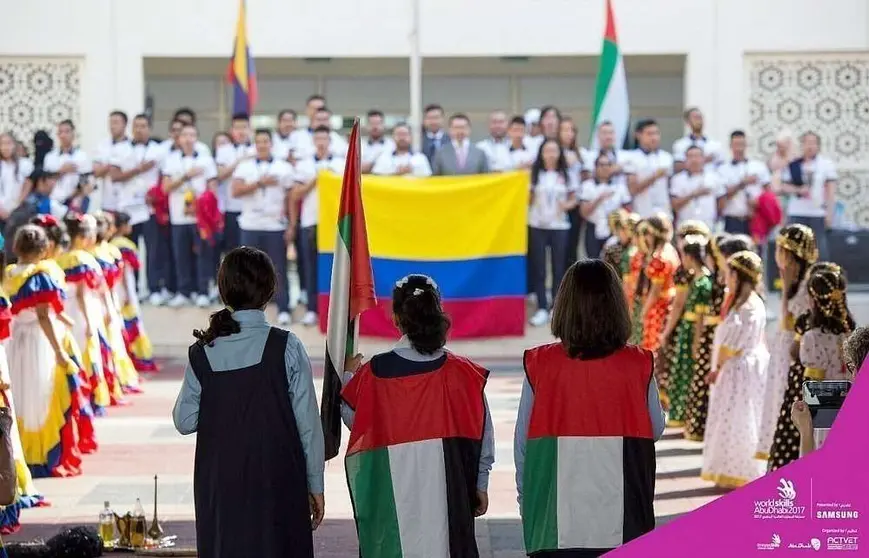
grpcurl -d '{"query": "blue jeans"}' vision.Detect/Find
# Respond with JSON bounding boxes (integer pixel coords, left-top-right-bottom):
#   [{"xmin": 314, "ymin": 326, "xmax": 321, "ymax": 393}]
[
  {"xmin": 299, "ymin": 225, "xmax": 318, "ymax": 313},
  {"xmin": 528, "ymin": 227, "xmax": 569, "ymax": 311},
  {"xmin": 239, "ymin": 229, "xmax": 290, "ymax": 312},
  {"xmin": 789, "ymin": 215, "xmax": 829, "ymax": 261},
  {"xmin": 171, "ymin": 223, "xmax": 198, "ymax": 297}
]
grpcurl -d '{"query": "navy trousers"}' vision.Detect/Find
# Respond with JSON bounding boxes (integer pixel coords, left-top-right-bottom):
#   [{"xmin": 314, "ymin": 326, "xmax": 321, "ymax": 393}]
[{"xmin": 240, "ymin": 229, "xmax": 290, "ymax": 313}]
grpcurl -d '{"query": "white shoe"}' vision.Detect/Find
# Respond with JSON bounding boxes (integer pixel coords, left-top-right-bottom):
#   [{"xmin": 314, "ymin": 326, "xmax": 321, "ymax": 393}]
[
  {"xmin": 195, "ymin": 294, "xmax": 211, "ymax": 308},
  {"xmin": 277, "ymin": 312, "xmax": 292, "ymax": 326},
  {"xmin": 148, "ymin": 292, "xmax": 166, "ymax": 306},
  {"xmin": 299, "ymin": 291, "xmax": 308, "ymax": 306},
  {"xmin": 167, "ymin": 294, "xmax": 190, "ymax": 308},
  {"xmin": 529, "ymin": 309, "xmax": 550, "ymax": 327},
  {"xmin": 301, "ymin": 311, "xmax": 318, "ymax": 326}
]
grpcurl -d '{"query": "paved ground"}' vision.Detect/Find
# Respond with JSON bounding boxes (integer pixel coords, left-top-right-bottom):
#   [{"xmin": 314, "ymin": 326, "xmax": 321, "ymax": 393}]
[{"xmin": 7, "ymin": 293, "xmax": 869, "ymax": 555}]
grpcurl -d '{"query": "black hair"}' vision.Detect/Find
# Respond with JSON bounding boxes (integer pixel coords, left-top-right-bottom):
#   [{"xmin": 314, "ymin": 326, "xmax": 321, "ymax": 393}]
[
  {"xmin": 801, "ymin": 130, "xmax": 821, "ymax": 147},
  {"xmin": 313, "ymin": 125, "xmax": 331, "ymax": 135},
  {"xmin": 133, "ymin": 112, "xmax": 150, "ymax": 123},
  {"xmin": 5, "ymin": 525, "xmax": 103, "ymax": 558},
  {"xmin": 306, "ymin": 94, "xmax": 326, "ymax": 105},
  {"xmin": 530, "ymin": 138, "xmax": 569, "ymax": 186},
  {"xmin": 32, "ymin": 130, "xmax": 53, "ymax": 168},
  {"xmin": 539, "ymin": 105, "xmax": 562, "ymax": 123},
  {"xmin": 114, "ymin": 211, "xmax": 132, "ymax": 229},
  {"xmin": 367, "ymin": 109, "xmax": 384, "ymax": 119},
  {"xmin": 316, "ymin": 106, "xmax": 332, "ymax": 116},
  {"xmin": 719, "ymin": 234, "xmax": 756, "ymax": 258},
  {"xmin": 63, "ymin": 213, "xmax": 97, "ymax": 240},
  {"xmin": 29, "ymin": 215, "xmax": 67, "ymax": 249},
  {"xmin": 807, "ymin": 270, "xmax": 855, "ymax": 334},
  {"xmin": 278, "ymin": 109, "xmax": 297, "ymax": 120},
  {"xmin": 635, "ymin": 119, "xmax": 658, "ymax": 133},
  {"xmin": 681, "ymin": 235, "xmax": 706, "ymax": 267},
  {"xmin": 194, "ymin": 247, "xmax": 277, "ymax": 346},
  {"xmin": 170, "ymin": 118, "xmax": 184, "ymax": 130},
  {"xmin": 448, "ymin": 113, "xmax": 470, "ymax": 125},
  {"xmin": 13, "ymin": 224, "xmax": 48, "ymax": 259},
  {"xmin": 391, "ymin": 275, "xmax": 450, "ymax": 354},
  {"xmin": 110, "ymin": 110, "xmax": 128, "ymax": 124},
  {"xmin": 424, "ymin": 103, "xmax": 443, "ymax": 115},
  {"xmin": 683, "ymin": 106, "xmax": 701, "ymax": 120},
  {"xmin": 551, "ymin": 259, "xmax": 631, "ymax": 359},
  {"xmin": 93, "ymin": 212, "xmax": 110, "ymax": 242},
  {"xmin": 730, "ymin": 130, "xmax": 746, "ymax": 140},
  {"xmin": 510, "ymin": 116, "xmax": 526, "ymax": 126},
  {"xmin": 392, "ymin": 122, "xmax": 410, "ymax": 133},
  {"xmin": 254, "ymin": 128, "xmax": 273, "ymax": 139},
  {"xmin": 684, "ymin": 145, "xmax": 703, "ymax": 157},
  {"xmin": 173, "ymin": 107, "xmax": 197, "ymax": 124},
  {"xmin": 231, "ymin": 112, "xmax": 250, "ymax": 123},
  {"xmin": 58, "ymin": 119, "xmax": 75, "ymax": 131}
]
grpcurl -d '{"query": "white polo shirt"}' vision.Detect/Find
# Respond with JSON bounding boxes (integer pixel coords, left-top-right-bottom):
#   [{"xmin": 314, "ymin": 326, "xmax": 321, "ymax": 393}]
[
  {"xmin": 528, "ymin": 170, "xmax": 578, "ymax": 231},
  {"xmin": 780, "ymin": 156, "xmax": 837, "ymax": 218},
  {"xmin": 109, "ymin": 138, "xmax": 164, "ymax": 225},
  {"xmin": 362, "ymin": 137, "xmax": 397, "ymax": 169},
  {"xmin": 672, "ymin": 135, "xmax": 725, "ymax": 167},
  {"xmin": 476, "ymin": 137, "xmax": 512, "ymax": 172},
  {"xmin": 43, "ymin": 147, "xmax": 93, "ymax": 204},
  {"xmin": 94, "ymin": 138, "xmax": 133, "ymax": 211},
  {"xmin": 302, "ymin": 156, "xmax": 346, "ymax": 228},
  {"xmin": 294, "ymin": 130, "xmax": 349, "ymax": 160},
  {"xmin": 160, "ymin": 139, "xmax": 212, "ymax": 158},
  {"xmin": 160, "ymin": 150, "xmax": 218, "ymax": 226},
  {"xmin": 717, "ymin": 158, "xmax": 770, "ymax": 218},
  {"xmin": 581, "ymin": 148, "xmax": 631, "ymax": 181},
  {"xmin": 215, "ymin": 143, "xmax": 256, "ymax": 214},
  {"xmin": 669, "ymin": 170, "xmax": 722, "ymax": 228},
  {"xmin": 623, "ymin": 149, "xmax": 674, "ymax": 218},
  {"xmin": 0, "ymin": 158, "xmax": 33, "ymax": 214},
  {"xmin": 371, "ymin": 151, "xmax": 432, "ymax": 177},
  {"xmin": 524, "ymin": 135, "xmax": 544, "ymax": 155},
  {"xmin": 272, "ymin": 130, "xmax": 309, "ymax": 161},
  {"xmin": 232, "ymin": 157, "xmax": 295, "ymax": 232},
  {"xmin": 505, "ymin": 145, "xmax": 534, "ymax": 170},
  {"xmin": 578, "ymin": 179, "xmax": 632, "ymax": 239}
]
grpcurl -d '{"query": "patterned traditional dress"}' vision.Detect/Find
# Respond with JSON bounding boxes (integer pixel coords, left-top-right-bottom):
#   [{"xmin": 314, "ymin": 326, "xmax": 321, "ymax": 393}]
[
  {"xmin": 665, "ymin": 269, "xmax": 712, "ymax": 426},
  {"xmin": 602, "ymin": 240, "xmax": 626, "ymax": 274},
  {"xmin": 801, "ymin": 328, "xmax": 848, "ymax": 381},
  {"xmin": 111, "ymin": 236, "xmax": 157, "ymax": 373},
  {"xmin": 701, "ymin": 292, "xmax": 769, "ymax": 488},
  {"xmin": 655, "ymin": 266, "xmax": 694, "ymax": 408},
  {"xmin": 3, "ymin": 261, "xmax": 82, "ymax": 477},
  {"xmin": 683, "ymin": 271, "xmax": 727, "ymax": 441},
  {"xmin": 757, "ymin": 280, "xmax": 811, "ymax": 467},
  {"xmin": 628, "ymin": 248, "xmax": 647, "ymax": 345},
  {"xmin": 0, "ymin": 287, "xmax": 48, "ymax": 534},
  {"xmin": 640, "ymin": 244, "xmax": 679, "ymax": 352}
]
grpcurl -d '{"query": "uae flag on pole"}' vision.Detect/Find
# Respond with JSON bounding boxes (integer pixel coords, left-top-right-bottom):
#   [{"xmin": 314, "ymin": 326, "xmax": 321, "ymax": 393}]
[
  {"xmin": 320, "ymin": 119, "xmax": 377, "ymax": 461},
  {"xmin": 590, "ymin": 0, "xmax": 631, "ymax": 149}
]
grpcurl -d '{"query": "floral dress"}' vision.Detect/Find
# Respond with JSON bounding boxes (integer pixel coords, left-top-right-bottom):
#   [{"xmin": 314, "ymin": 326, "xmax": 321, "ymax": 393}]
[
  {"xmin": 801, "ymin": 329, "xmax": 847, "ymax": 381},
  {"xmin": 655, "ymin": 266, "xmax": 693, "ymax": 408},
  {"xmin": 701, "ymin": 293, "xmax": 769, "ymax": 488},
  {"xmin": 757, "ymin": 280, "xmax": 811, "ymax": 468},
  {"xmin": 666, "ymin": 270, "xmax": 712, "ymax": 426},
  {"xmin": 640, "ymin": 244, "xmax": 679, "ymax": 352},
  {"xmin": 683, "ymin": 272, "xmax": 727, "ymax": 441},
  {"xmin": 628, "ymin": 248, "xmax": 647, "ymax": 345}
]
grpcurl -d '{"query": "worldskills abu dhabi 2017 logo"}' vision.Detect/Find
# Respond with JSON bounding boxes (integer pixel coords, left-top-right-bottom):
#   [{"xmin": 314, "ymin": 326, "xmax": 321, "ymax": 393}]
[{"xmin": 754, "ymin": 478, "xmax": 807, "ymax": 520}]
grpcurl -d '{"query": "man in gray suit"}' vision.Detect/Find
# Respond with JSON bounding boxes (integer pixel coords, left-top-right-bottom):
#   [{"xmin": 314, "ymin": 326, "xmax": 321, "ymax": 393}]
[{"xmin": 432, "ymin": 113, "xmax": 490, "ymax": 176}]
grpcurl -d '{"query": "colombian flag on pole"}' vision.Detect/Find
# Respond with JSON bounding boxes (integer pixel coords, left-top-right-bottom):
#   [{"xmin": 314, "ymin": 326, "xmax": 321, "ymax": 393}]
[{"xmin": 227, "ymin": 0, "xmax": 258, "ymax": 115}]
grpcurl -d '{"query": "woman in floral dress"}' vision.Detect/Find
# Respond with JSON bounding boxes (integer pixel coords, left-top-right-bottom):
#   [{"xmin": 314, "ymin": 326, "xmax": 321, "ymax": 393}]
[
  {"xmin": 702, "ymin": 250, "xmax": 769, "ymax": 488},
  {"xmin": 761, "ymin": 224, "xmax": 816, "ymax": 471},
  {"xmin": 637, "ymin": 214, "xmax": 679, "ymax": 353}
]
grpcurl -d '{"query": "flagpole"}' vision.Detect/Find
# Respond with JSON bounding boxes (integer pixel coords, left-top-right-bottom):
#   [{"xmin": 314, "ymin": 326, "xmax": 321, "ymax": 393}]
[{"xmin": 409, "ymin": 0, "xmax": 422, "ymax": 152}]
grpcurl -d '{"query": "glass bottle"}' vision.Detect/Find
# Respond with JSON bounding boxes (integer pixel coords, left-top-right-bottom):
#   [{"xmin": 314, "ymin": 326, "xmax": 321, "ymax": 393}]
[
  {"xmin": 131, "ymin": 498, "xmax": 147, "ymax": 548},
  {"xmin": 99, "ymin": 501, "xmax": 115, "ymax": 543}
]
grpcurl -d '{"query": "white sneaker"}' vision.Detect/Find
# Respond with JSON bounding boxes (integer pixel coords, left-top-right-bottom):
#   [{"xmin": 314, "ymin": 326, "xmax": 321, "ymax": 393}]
[
  {"xmin": 277, "ymin": 312, "xmax": 292, "ymax": 326},
  {"xmin": 148, "ymin": 291, "xmax": 166, "ymax": 306},
  {"xmin": 529, "ymin": 309, "xmax": 550, "ymax": 327},
  {"xmin": 167, "ymin": 294, "xmax": 190, "ymax": 308},
  {"xmin": 195, "ymin": 294, "xmax": 211, "ymax": 308},
  {"xmin": 301, "ymin": 311, "xmax": 318, "ymax": 326}
]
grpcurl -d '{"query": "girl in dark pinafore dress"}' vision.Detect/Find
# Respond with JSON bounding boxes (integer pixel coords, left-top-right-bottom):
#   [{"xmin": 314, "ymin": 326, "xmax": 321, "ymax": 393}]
[{"xmin": 173, "ymin": 247, "xmax": 325, "ymax": 558}]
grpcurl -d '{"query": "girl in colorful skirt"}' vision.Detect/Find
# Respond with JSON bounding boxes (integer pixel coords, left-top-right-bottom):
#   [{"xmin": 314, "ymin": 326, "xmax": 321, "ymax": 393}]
[
  {"xmin": 3, "ymin": 225, "xmax": 82, "ymax": 477},
  {"xmin": 657, "ymin": 221, "xmax": 710, "ymax": 410},
  {"xmin": 702, "ymin": 250, "xmax": 769, "ymax": 488},
  {"xmin": 29, "ymin": 215, "xmax": 98, "ymax": 455},
  {"xmin": 664, "ymin": 234, "xmax": 711, "ymax": 427},
  {"xmin": 110, "ymin": 212, "xmax": 157, "ymax": 373},
  {"xmin": 90, "ymin": 213, "xmax": 141, "ymax": 395},
  {"xmin": 761, "ymin": 224, "xmax": 816, "ymax": 471},
  {"xmin": 801, "ymin": 268, "xmax": 855, "ymax": 381},
  {"xmin": 628, "ymin": 220, "xmax": 650, "ymax": 345},
  {"xmin": 636, "ymin": 213, "xmax": 679, "ymax": 352},
  {"xmin": 0, "ymin": 235, "xmax": 48, "ymax": 534},
  {"xmin": 58, "ymin": 214, "xmax": 119, "ymax": 410}
]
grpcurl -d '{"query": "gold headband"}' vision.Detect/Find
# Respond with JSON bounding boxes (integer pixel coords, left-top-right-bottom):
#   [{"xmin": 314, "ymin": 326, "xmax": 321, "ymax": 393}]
[
  {"xmin": 727, "ymin": 250, "xmax": 763, "ymax": 283},
  {"xmin": 776, "ymin": 224, "xmax": 818, "ymax": 263},
  {"xmin": 677, "ymin": 220, "xmax": 711, "ymax": 239}
]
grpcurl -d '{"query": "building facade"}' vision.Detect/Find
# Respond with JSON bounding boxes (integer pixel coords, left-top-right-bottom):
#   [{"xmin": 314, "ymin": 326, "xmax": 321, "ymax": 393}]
[{"xmin": 2, "ymin": 0, "xmax": 869, "ymax": 223}]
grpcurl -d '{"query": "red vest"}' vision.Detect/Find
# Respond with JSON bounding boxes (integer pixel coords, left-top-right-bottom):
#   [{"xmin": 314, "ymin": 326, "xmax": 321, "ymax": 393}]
[
  {"xmin": 342, "ymin": 352, "xmax": 488, "ymax": 456},
  {"xmin": 524, "ymin": 343, "xmax": 654, "ymax": 440}
]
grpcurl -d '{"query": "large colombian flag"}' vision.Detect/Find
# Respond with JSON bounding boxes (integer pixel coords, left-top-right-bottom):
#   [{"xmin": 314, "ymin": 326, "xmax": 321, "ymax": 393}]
[
  {"xmin": 319, "ymin": 120, "xmax": 377, "ymax": 461},
  {"xmin": 317, "ymin": 172, "xmax": 528, "ymax": 338},
  {"xmin": 226, "ymin": 0, "xmax": 258, "ymax": 115}
]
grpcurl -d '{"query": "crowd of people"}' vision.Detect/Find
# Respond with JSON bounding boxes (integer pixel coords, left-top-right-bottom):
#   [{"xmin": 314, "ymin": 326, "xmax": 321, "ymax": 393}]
[
  {"xmin": 0, "ymin": 211, "xmax": 155, "ymax": 534},
  {"xmin": 0, "ymin": 98, "xmax": 842, "ymax": 332}
]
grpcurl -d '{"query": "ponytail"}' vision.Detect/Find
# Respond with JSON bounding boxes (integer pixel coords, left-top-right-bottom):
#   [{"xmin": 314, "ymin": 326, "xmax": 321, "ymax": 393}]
[{"xmin": 193, "ymin": 308, "xmax": 240, "ymax": 346}]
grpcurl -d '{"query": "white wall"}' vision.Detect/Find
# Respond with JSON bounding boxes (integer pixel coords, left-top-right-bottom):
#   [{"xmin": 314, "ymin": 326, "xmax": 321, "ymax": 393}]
[{"xmin": 3, "ymin": 0, "xmax": 868, "ymax": 149}]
